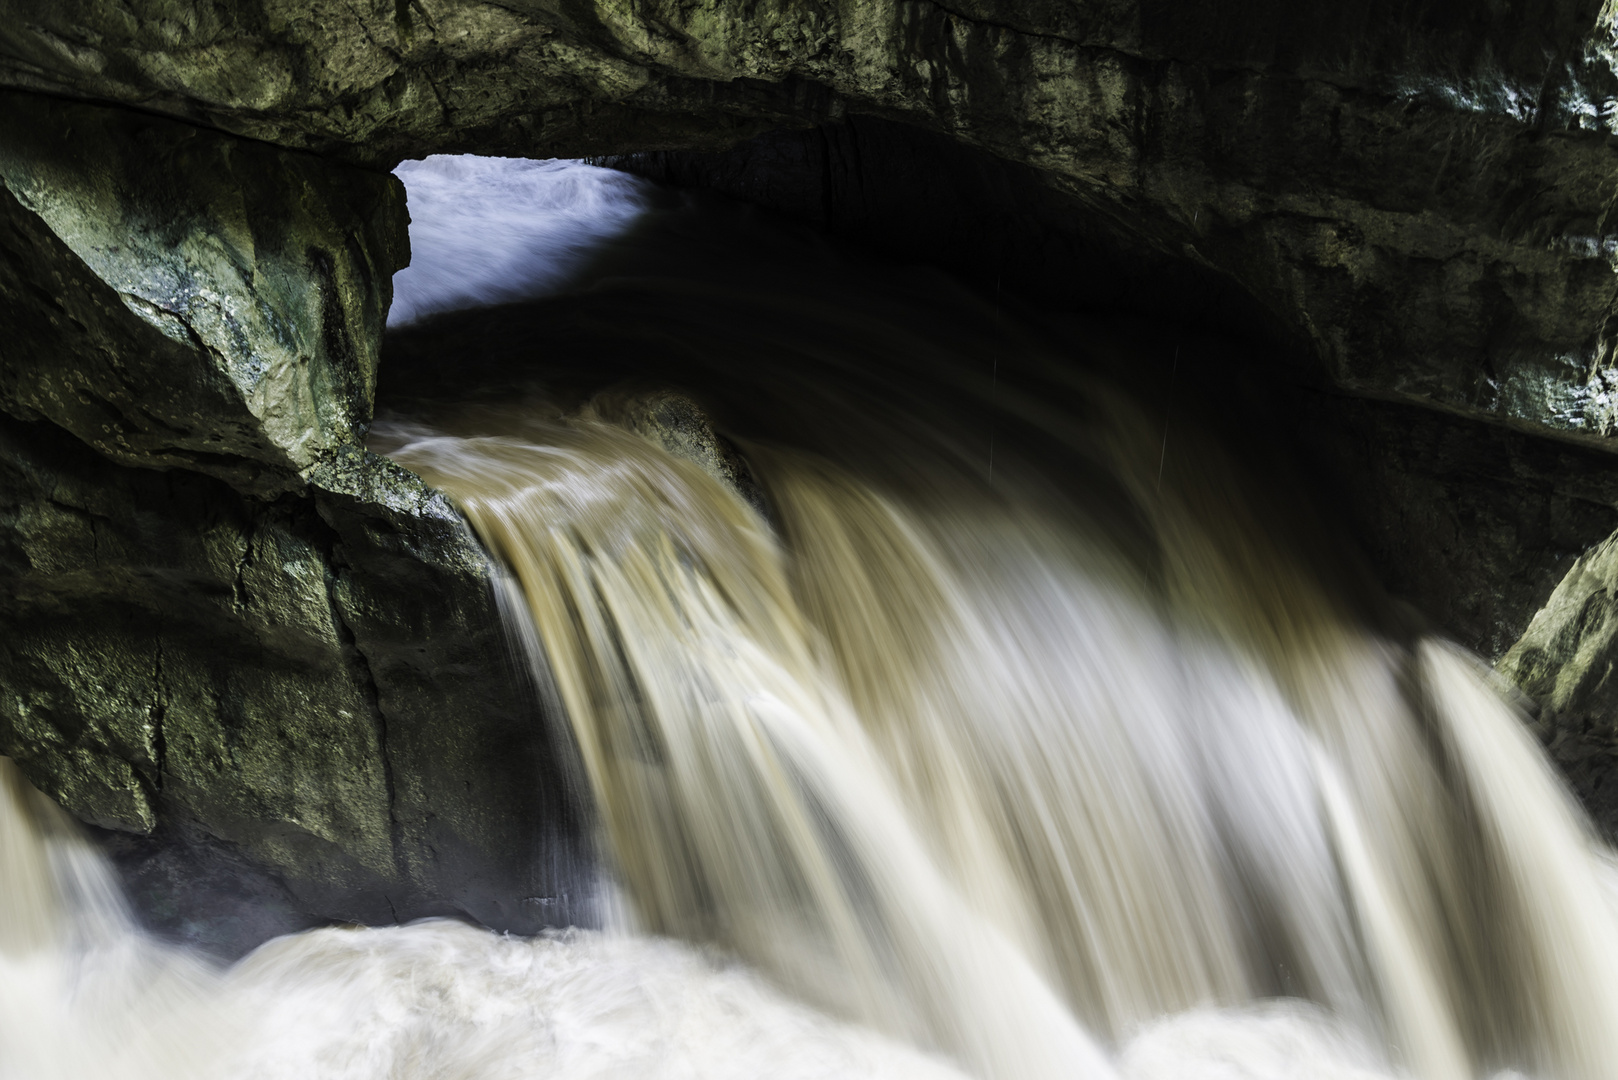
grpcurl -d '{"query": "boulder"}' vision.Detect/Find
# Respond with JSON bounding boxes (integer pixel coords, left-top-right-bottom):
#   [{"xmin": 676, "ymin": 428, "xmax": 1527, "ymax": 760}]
[
  {"xmin": 0, "ymin": 91, "xmax": 406, "ymax": 492},
  {"xmin": 1499, "ymin": 529, "xmax": 1618, "ymax": 836},
  {"xmin": 0, "ymin": 92, "xmax": 588, "ymax": 953},
  {"xmin": 0, "ymin": 409, "xmax": 590, "ymax": 954}
]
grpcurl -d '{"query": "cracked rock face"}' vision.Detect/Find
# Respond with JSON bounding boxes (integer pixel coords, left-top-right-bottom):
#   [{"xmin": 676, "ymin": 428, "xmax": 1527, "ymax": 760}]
[
  {"xmin": 4, "ymin": 1, "xmax": 1618, "ymax": 450},
  {"xmin": 0, "ymin": 410, "xmax": 590, "ymax": 955},
  {"xmin": 0, "ymin": 92, "xmax": 588, "ymax": 953},
  {"xmin": 0, "ymin": 91, "xmax": 407, "ymax": 494}
]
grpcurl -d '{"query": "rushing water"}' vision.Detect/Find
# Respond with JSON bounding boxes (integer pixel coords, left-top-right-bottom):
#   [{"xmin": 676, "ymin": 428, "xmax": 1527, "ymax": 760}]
[
  {"xmin": 5, "ymin": 157, "xmax": 1618, "ymax": 1079},
  {"xmin": 388, "ymin": 157, "xmax": 650, "ymax": 327}
]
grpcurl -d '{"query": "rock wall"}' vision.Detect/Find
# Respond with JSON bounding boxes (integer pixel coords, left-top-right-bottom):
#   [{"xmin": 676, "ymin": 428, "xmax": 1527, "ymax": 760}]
[
  {"xmin": 4, "ymin": 1, "xmax": 1618, "ymax": 447},
  {"xmin": 0, "ymin": 93, "xmax": 587, "ymax": 954}
]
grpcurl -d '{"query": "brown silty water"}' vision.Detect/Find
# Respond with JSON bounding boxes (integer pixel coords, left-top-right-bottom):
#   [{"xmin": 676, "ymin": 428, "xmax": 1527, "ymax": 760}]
[
  {"xmin": 4, "ymin": 156, "xmax": 1617, "ymax": 1080},
  {"xmin": 375, "ymin": 350, "xmax": 1618, "ymax": 1080}
]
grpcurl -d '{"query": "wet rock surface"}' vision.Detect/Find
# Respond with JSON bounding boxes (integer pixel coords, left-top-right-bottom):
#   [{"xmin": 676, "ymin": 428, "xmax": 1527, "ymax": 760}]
[
  {"xmin": 0, "ymin": 411, "xmax": 389, "ymax": 942},
  {"xmin": 1498, "ymin": 532, "xmax": 1618, "ymax": 838},
  {"xmin": 0, "ymin": 91, "xmax": 407, "ymax": 493},
  {"xmin": 0, "ymin": 412, "xmax": 588, "ymax": 954},
  {"xmin": 587, "ymin": 387, "xmax": 771, "ymax": 519},
  {"xmin": 4, "ymin": 2, "xmax": 1618, "ymax": 447}
]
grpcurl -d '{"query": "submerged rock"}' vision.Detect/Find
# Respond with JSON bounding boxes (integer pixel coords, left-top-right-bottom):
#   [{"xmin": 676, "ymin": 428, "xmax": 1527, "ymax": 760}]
[{"xmin": 588, "ymin": 388, "xmax": 771, "ymax": 519}]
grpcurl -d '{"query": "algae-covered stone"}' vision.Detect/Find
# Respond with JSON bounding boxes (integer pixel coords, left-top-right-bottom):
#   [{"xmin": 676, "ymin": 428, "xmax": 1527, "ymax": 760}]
[{"xmin": 0, "ymin": 91, "xmax": 408, "ymax": 492}]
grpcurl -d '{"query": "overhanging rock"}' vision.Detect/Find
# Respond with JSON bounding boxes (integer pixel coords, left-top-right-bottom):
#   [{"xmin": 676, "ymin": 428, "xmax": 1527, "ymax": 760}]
[{"xmin": 0, "ymin": 91, "xmax": 407, "ymax": 494}]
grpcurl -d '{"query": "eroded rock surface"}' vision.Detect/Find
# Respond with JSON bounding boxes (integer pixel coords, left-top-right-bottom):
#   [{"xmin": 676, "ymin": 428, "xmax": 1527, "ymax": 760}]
[
  {"xmin": 4, "ymin": 1, "xmax": 1618, "ymax": 448},
  {"xmin": 0, "ymin": 92, "xmax": 588, "ymax": 953},
  {"xmin": 0, "ymin": 91, "xmax": 406, "ymax": 493}
]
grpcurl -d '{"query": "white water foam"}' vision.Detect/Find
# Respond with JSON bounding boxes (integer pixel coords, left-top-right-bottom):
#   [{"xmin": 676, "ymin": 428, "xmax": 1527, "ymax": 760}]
[{"xmin": 388, "ymin": 156, "xmax": 650, "ymax": 326}]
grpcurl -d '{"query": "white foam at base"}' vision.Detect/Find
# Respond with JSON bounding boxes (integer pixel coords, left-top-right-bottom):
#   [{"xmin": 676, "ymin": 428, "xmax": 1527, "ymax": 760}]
[
  {"xmin": 229, "ymin": 922, "xmax": 970, "ymax": 1080},
  {"xmin": 229, "ymin": 925, "xmax": 1442, "ymax": 1080},
  {"xmin": 1122, "ymin": 1003, "xmax": 1392, "ymax": 1080}
]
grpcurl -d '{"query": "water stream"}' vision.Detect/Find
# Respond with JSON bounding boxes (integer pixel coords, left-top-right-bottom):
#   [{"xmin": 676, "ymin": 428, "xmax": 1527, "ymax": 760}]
[{"xmin": 4, "ymin": 157, "xmax": 1616, "ymax": 1080}]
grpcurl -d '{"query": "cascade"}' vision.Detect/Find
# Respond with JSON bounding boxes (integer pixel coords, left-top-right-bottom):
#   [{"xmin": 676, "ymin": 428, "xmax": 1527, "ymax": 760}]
[{"xmin": 3, "ymin": 157, "xmax": 1616, "ymax": 1080}]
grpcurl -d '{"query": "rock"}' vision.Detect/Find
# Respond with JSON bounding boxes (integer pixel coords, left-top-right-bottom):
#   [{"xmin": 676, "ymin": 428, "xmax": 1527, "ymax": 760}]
[
  {"xmin": 599, "ymin": 104, "xmax": 1618, "ymax": 451},
  {"xmin": 4, "ymin": 0, "xmax": 1618, "ymax": 932},
  {"xmin": 3, "ymin": 2, "xmax": 1618, "ymax": 450},
  {"xmin": 0, "ymin": 91, "xmax": 592, "ymax": 949},
  {"xmin": 0, "ymin": 412, "xmax": 389, "ymax": 918},
  {"xmin": 0, "ymin": 91, "xmax": 407, "ymax": 493},
  {"xmin": 587, "ymin": 388, "xmax": 771, "ymax": 518},
  {"xmin": 1502, "ymin": 532, "xmax": 1618, "ymax": 710},
  {"xmin": 1498, "ymin": 529, "xmax": 1618, "ymax": 837},
  {"xmin": 1285, "ymin": 390, "xmax": 1618, "ymax": 661},
  {"xmin": 0, "ymin": 412, "xmax": 589, "ymax": 953},
  {"xmin": 0, "ymin": 92, "xmax": 577, "ymax": 950},
  {"xmin": 307, "ymin": 444, "xmax": 595, "ymax": 940}
]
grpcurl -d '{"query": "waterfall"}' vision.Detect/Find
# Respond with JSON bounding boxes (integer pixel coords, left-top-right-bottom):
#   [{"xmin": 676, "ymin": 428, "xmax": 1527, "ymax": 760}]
[
  {"xmin": 374, "ymin": 373, "xmax": 1618, "ymax": 1080},
  {"xmin": 378, "ymin": 414, "xmax": 1118, "ymax": 1080},
  {"xmin": 4, "ymin": 155, "xmax": 1617, "ymax": 1080}
]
